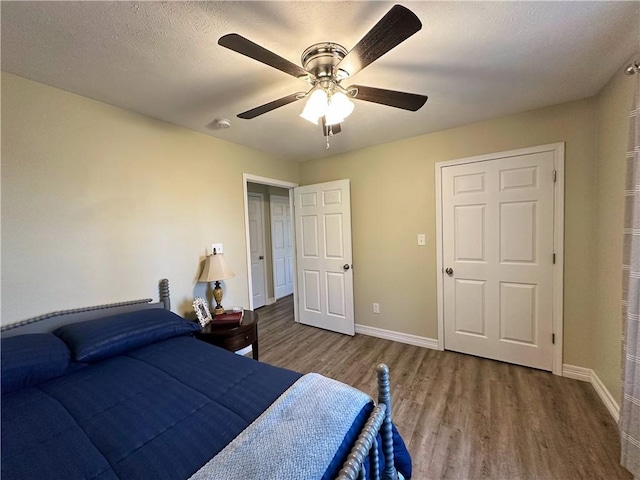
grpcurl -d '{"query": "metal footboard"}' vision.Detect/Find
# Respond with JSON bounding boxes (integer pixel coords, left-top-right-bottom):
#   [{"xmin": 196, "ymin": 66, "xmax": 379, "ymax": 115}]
[{"xmin": 336, "ymin": 364, "xmax": 399, "ymax": 480}]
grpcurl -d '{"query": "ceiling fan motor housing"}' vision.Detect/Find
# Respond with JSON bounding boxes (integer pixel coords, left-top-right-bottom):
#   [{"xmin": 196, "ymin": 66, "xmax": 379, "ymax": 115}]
[{"xmin": 301, "ymin": 42, "xmax": 349, "ymax": 81}]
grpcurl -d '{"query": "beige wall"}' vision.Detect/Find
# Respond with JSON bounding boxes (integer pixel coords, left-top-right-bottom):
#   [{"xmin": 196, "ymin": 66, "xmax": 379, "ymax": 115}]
[
  {"xmin": 593, "ymin": 58, "xmax": 638, "ymax": 405},
  {"xmin": 1, "ymin": 72, "xmax": 298, "ymax": 324},
  {"xmin": 246, "ymin": 182, "xmax": 290, "ymax": 301},
  {"xmin": 300, "ymin": 98, "xmax": 598, "ymax": 368},
  {"xmin": 3, "ymin": 66, "xmax": 632, "ymax": 389}
]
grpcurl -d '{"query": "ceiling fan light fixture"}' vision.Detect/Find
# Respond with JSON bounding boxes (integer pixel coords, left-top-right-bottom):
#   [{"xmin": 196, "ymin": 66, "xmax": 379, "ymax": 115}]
[
  {"xmin": 324, "ymin": 111, "xmax": 344, "ymax": 126},
  {"xmin": 300, "ymin": 88, "xmax": 328, "ymax": 125},
  {"xmin": 328, "ymin": 91, "xmax": 354, "ymax": 120},
  {"xmin": 301, "ymin": 88, "xmax": 355, "ymax": 126}
]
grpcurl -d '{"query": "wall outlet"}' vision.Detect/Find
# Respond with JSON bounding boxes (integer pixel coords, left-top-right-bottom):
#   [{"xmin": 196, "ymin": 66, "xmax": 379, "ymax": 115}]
[
  {"xmin": 373, "ymin": 303, "xmax": 380, "ymax": 314},
  {"xmin": 212, "ymin": 243, "xmax": 223, "ymax": 254},
  {"xmin": 417, "ymin": 234, "xmax": 426, "ymax": 246}
]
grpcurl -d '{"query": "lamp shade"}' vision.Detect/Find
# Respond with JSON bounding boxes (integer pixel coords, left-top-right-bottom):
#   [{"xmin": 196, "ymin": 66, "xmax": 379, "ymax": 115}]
[{"xmin": 199, "ymin": 252, "xmax": 235, "ymax": 282}]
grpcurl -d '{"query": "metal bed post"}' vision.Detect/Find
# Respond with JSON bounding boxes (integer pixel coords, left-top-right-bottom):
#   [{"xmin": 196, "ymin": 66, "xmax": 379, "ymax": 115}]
[
  {"xmin": 159, "ymin": 278, "xmax": 171, "ymax": 310},
  {"xmin": 377, "ymin": 364, "xmax": 398, "ymax": 480},
  {"xmin": 336, "ymin": 404, "xmax": 387, "ymax": 479},
  {"xmin": 336, "ymin": 364, "xmax": 399, "ymax": 480},
  {"xmin": 370, "ymin": 436, "xmax": 380, "ymax": 479}
]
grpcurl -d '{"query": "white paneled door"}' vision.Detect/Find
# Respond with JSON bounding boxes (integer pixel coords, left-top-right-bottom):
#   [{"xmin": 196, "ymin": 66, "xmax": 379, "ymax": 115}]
[
  {"xmin": 248, "ymin": 193, "xmax": 267, "ymax": 309},
  {"xmin": 271, "ymin": 195, "xmax": 294, "ymax": 299},
  {"xmin": 441, "ymin": 150, "xmax": 556, "ymax": 370},
  {"xmin": 294, "ymin": 180, "xmax": 354, "ymax": 335}
]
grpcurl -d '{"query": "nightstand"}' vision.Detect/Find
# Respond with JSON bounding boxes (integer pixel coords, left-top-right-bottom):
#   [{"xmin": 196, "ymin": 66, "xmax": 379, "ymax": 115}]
[{"xmin": 194, "ymin": 310, "xmax": 259, "ymax": 360}]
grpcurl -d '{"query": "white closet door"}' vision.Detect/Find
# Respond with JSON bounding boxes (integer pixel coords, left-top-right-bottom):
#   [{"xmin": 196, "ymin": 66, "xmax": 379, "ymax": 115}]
[{"xmin": 442, "ymin": 151, "xmax": 555, "ymax": 370}]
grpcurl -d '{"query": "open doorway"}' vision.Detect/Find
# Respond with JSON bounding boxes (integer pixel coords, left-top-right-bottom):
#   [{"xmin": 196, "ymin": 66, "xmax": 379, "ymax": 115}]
[{"xmin": 243, "ymin": 174, "xmax": 298, "ymax": 321}]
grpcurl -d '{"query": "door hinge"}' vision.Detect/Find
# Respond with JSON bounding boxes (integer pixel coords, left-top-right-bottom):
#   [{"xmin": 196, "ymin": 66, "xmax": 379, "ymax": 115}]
[
  {"xmin": 553, "ymin": 170, "xmax": 557, "ymax": 182},
  {"xmin": 553, "ymin": 253, "xmax": 556, "ymax": 264},
  {"xmin": 552, "ymin": 333, "xmax": 555, "ymax": 345}
]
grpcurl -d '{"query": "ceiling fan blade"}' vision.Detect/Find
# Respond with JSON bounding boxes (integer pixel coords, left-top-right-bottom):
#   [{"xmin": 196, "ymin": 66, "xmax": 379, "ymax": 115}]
[
  {"xmin": 238, "ymin": 93, "xmax": 304, "ymax": 119},
  {"xmin": 321, "ymin": 116, "xmax": 342, "ymax": 136},
  {"xmin": 219, "ymin": 34, "xmax": 312, "ymax": 81},
  {"xmin": 336, "ymin": 5, "xmax": 422, "ymax": 78},
  {"xmin": 350, "ymin": 85, "xmax": 427, "ymax": 111}
]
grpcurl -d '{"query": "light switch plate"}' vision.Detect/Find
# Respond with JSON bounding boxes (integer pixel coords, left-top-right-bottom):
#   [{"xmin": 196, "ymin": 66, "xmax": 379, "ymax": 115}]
[
  {"xmin": 212, "ymin": 243, "xmax": 224, "ymax": 254},
  {"xmin": 417, "ymin": 234, "xmax": 426, "ymax": 246}
]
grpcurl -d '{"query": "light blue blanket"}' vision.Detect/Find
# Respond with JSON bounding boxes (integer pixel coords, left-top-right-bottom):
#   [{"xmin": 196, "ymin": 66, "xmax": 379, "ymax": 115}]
[{"xmin": 188, "ymin": 373, "xmax": 371, "ymax": 480}]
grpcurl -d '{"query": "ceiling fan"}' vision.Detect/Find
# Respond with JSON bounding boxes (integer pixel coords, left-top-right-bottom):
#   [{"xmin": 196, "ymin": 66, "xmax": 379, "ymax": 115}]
[{"xmin": 218, "ymin": 4, "xmax": 428, "ymax": 140}]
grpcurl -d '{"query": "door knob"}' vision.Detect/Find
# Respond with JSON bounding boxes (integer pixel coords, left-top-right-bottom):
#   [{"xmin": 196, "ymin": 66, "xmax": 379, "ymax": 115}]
[
  {"xmin": 445, "ymin": 267, "xmax": 454, "ymax": 275},
  {"xmin": 343, "ymin": 264, "xmax": 350, "ymax": 271},
  {"xmin": 259, "ymin": 256, "xmax": 264, "ymax": 260}
]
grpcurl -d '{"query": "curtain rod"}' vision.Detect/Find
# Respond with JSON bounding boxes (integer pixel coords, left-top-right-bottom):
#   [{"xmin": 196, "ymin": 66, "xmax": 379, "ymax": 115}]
[{"xmin": 626, "ymin": 61, "xmax": 639, "ymax": 75}]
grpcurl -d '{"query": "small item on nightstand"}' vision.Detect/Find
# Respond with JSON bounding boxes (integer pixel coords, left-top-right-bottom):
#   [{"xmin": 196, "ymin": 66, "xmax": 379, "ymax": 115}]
[
  {"xmin": 212, "ymin": 310, "xmax": 244, "ymax": 326},
  {"xmin": 232, "ymin": 306, "xmax": 243, "ymax": 313},
  {"xmin": 192, "ymin": 297, "xmax": 212, "ymax": 328}
]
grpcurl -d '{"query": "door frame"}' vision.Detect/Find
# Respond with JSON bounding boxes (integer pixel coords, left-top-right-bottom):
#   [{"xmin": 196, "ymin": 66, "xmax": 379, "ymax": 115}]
[
  {"xmin": 242, "ymin": 174, "xmax": 298, "ymax": 320},
  {"xmin": 434, "ymin": 142, "xmax": 565, "ymax": 375},
  {"xmin": 247, "ymin": 192, "xmax": 269, "ymax": 309},
  {"xmin": 270, "ymin": 194, "xmax": 294, "ymax": 300}
]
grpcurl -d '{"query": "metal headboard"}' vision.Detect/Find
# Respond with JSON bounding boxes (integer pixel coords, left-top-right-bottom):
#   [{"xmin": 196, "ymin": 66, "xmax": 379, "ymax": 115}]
[{"xmin": 1, "ymin": 279, "xmax": 171, "ymax": 337}]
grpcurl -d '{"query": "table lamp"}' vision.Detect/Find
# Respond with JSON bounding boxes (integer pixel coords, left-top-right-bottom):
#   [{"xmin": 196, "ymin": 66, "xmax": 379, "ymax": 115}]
[{"xmin": 199, "ymin": 249, "xmax": 235, "ymax": 315}]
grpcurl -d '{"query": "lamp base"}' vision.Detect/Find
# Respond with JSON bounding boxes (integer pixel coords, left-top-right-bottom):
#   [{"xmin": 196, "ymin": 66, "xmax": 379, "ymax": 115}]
[{"xmin": 213, "ymin": 281, "xmax": 225, "ymax": 315}]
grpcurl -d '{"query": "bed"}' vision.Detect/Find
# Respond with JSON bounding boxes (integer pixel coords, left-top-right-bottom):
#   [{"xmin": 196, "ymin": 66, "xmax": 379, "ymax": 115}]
[{"xmin": 1, "ymin": 279, "xmax": 411, "ymax": 480}]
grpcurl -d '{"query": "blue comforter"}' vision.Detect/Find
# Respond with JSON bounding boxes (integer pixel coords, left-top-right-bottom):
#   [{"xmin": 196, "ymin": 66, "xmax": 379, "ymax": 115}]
[{"xmin": 2, "ymin": 335, "xmax": 411, "ymax": 479}]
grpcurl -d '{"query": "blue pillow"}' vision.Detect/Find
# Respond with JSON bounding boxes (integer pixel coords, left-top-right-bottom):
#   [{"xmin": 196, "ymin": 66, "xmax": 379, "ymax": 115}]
[
  {"xmin": 54, "ymin": 309, "xmax": 199, "ymax": 362},
  {"xmin": 1, "ymin": 334, "xmax": 71, "ymax": 394}
]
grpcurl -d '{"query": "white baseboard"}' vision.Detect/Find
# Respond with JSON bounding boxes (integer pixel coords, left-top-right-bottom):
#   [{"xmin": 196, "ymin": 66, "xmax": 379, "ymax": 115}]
[
  {"xmin": 591, "ymin": 370, "xmax": 620, "ymax": 422},
  {"xmin": 563, "ymin": 364, "xmax": 620, "ymax": 422},
  {"xmin": 355, "ymin": 324, "xmax": 439, "ymax": 350},
  {"xmin": 266, "ymin": 297, "xmax": 276, "ymax": 306},
  {"xmin": 562, "ymin": 364, "xmax": 591, "ymax": 382}
]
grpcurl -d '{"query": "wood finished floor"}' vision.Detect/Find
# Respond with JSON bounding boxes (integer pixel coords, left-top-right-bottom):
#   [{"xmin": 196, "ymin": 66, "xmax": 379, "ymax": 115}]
[{"xmin": 256, "ymin": 295, "xmax": 630, "ymax": 480}]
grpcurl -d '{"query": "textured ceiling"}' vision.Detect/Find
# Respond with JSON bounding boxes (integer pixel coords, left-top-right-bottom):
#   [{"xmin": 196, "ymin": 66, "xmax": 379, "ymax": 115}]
[{"xmin": 2, "ymin": 1, "xmax": 639, "ymax": 161}]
